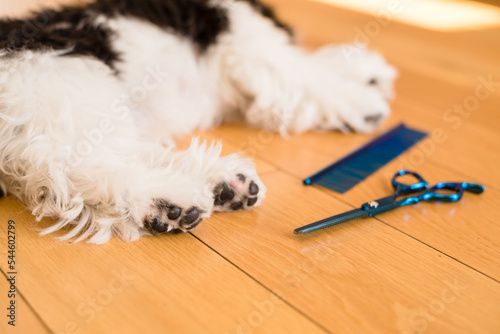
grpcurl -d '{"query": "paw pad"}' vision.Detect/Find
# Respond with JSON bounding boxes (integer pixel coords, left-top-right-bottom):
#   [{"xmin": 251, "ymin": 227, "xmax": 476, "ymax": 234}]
[
  {"xmin": 213, "ymin": 175, "xmax": 261, "ymax": 212},
  {"xmin": 249, "ymin": 181, "xmax": 259, "ymax": 195},
  {"xmin": 144, "ymin": 200, "xmax": 204, "ymax": 235},
  {"xmin": 214, "ymin": 182, "xmax": 235, "ymax": 206}
]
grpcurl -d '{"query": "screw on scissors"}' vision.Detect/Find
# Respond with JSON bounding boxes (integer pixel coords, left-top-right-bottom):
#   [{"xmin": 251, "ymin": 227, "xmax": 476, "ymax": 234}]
[{"xmin": 294, "ymin": 170, "xmax": 485, "ymax": 235}]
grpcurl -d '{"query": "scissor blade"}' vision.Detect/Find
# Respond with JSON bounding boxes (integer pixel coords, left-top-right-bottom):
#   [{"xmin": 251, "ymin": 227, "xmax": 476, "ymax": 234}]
[{"xmin": 294, "ymin": 208, "xmax": 369, "ymax": 234}]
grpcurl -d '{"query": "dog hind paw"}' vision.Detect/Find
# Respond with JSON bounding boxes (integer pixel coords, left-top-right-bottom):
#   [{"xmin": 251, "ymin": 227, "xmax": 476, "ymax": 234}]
[{"xmin": 144, "ymin": 199, "xmax": 205, "ymax": 234}]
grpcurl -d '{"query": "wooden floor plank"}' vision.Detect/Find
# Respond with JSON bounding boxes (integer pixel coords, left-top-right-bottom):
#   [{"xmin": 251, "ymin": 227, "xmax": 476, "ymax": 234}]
[
  {"xmin": 215, "ymin": 88, "xmax": 500, "ymax": 188},
  {"xmin": 0, "ymin": 270, "xmax": 50, "ymax": 334},
  {"xmin": 264, "ymin": 0, "xmax": 500, "ymax": 79},
  {"xmin": 338, "ymin": 153, "xmax": 500, "ymax": 280},
  {"xmin": 192, "ymin": 171, "xmax": 500, "ymax": 334},
  {"xmin": 395, "ymin": 68, "xmax": 500, "ymax": 130},
  {"xmin": 262, "ymin": 0, "xmax": 500, "ymax": 129},
  {"xmin": 212, "ymin": 101, "xmax": 500, "ymax": 190},
  {"xmin": 211, "ymin": 122, "xmax": 500, "ymax": 280},
  {"xmin": 392, "ymin": 99, "xmax": 500, "ymax": 186},
  {"xmin": 1, "ymin": 0, "xmax": 499, "ymax": 333},
  {"xmin": 0, "ymin": 198, "xmax": 324, "ymax": 334}
]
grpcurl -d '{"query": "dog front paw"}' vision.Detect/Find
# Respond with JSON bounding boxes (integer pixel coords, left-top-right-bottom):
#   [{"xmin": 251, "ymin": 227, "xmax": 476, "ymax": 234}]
[
  {"xmin": 313, "ymin": 44, "xmax": 398, "ymax": 100},
  {"xmin": 213, "ymin": 173, "xmax": 263, "ymax": 212}
]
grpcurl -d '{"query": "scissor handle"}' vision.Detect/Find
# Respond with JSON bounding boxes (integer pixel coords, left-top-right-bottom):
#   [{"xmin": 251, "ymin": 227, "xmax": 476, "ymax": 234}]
[
  {"xmin": 392, "ymin": 170, "xmax": 428, "ymax": 196},
  {"xmin": 418, "ymin": 182, "xmax": 485, "ymax": 202}
]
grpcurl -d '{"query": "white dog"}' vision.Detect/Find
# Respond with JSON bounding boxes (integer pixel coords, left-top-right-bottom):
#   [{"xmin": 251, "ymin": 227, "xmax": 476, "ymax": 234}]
[{"xmin": 0, "ymin": 0, "xmax": 396, "ymax": 243}]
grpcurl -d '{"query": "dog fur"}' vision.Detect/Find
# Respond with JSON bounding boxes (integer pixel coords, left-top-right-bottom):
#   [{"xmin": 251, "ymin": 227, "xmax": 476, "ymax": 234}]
[{"xmin": 0, "ymin": 0, "xmax": 397, "ymax": 243}]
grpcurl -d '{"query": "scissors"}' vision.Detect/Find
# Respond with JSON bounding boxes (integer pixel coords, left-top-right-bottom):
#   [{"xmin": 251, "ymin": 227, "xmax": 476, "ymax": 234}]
[{"xmin": 294, "ymin": 170, "xmax": 485, "ymax": 235}]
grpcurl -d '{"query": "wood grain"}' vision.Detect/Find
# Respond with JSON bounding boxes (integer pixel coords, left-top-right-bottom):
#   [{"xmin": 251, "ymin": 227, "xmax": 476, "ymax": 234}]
[
  {"xmin": 0, "ymin": 272, "xmax": 50, "ymax": 334},
  {"xmin": 0, "ymin": 0, "xmax": 499, "ymax": 333},
  {"xmin": 192, "ymin": 171, "xmax": 500, "ymax": 334},
  {"xmin": 0, "ymin": 198, "xmax": 325, "ymax": 334}
]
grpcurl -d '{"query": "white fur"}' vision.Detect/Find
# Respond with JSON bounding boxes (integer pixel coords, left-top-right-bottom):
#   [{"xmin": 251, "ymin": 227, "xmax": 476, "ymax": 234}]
[{"xmin": 0, "ymin": 1, "xmax": 395, "ymax": 243}]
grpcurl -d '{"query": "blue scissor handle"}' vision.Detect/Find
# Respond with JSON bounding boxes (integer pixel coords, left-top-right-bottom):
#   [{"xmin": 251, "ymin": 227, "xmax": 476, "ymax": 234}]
[
  {"xmin": 361, "ymin": 170, "xmax": 429, "ymax": 210},
  {"xmin": 368, "ymin": 179, "xmax": 485, "ymax": 215},
  {"xmin": 418, "ymin": 182, "xmax": 485, "ymax": 202},
  {"xmin": 392, "ymin": 170, "xmax": 428, "ymax": 196}
]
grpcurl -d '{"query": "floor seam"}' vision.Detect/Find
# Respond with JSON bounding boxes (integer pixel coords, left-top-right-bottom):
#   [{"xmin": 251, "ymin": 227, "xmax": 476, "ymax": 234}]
[
  {"xmin": 268, "ymin": 168, "xmax": 500, "ymax": 284},
  {"xmin": 188, "ymin": 232, "xmax": 334, "ymax": 334},
  {"xmin": 0, "ymin": 267, "xmax": 55, "ymax": 334}
]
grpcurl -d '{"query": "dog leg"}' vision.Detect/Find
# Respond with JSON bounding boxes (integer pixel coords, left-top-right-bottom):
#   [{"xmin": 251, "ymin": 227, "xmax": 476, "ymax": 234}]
[
  {"xmin": 0, "ymin": 51, "xmax": 265, "ymax": 243},
  {"xmin": 311, "ymin": 43, "xmax": 398, "ymax": 100},
  {"xmin": 212, "ymin": 0, "xmax": 397, "ymax": 133},
  {"xmin": 123, "ymin": 139, "xmax": 266, "ymax": 238}
]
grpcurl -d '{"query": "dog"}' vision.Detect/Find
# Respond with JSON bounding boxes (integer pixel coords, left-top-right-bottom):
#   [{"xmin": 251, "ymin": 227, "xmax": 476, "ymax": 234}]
[{"xmin": 0, "ymin": 0, "xmax": 396, "ymax": 243}]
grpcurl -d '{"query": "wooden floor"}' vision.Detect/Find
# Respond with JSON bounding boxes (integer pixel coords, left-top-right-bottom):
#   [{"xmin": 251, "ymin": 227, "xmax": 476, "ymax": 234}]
[{"xmin": 1, "ymin": 0, "xmax": 499, "ymax": 333}]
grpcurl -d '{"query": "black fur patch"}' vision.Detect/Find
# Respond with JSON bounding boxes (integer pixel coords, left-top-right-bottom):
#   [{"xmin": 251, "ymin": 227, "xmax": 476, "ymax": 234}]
[
  {"xmin": 89, "ymin": 0, "xmax": 230, "ymax": 50},
  {"xmin": 238, "ymin": 0, "xmax": 293, "ymax": 37},
  {"xmin": 0, "ymin": 0, "xmax": 230, "ymax": 70},
  {"xmin": 0, "ymin": 7, "xmax": 120, "ymax": 69},
  {"xmin": 0, "ymin": 0, "xmax": 291, "ymax": 70}
]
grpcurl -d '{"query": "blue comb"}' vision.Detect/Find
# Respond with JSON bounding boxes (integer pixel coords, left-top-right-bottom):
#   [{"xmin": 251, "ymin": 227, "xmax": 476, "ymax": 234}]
[{"xmin": 304, "ymin": 124, "xmax": 428, "ymax": 193}]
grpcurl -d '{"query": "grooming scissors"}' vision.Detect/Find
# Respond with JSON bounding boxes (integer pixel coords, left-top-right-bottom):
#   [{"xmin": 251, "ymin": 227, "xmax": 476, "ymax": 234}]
[{"xmin": 294, "ymin": 170, "xmax": 485, "ymax": 235}]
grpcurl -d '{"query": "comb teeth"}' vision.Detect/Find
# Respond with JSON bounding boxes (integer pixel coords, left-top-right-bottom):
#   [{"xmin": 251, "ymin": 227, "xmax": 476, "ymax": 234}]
[{"xmin": 304, "ymin": 124, "xmax": 427, "ymax": 193}]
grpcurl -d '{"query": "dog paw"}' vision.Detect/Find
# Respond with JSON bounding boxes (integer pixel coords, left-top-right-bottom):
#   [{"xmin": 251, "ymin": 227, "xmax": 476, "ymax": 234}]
[
  {"xmin": 213, "ymin": 173, "xmax": 264, "ymax": 212},
  {"xmin": 312, "ymin": 44, "xmax": 398, "ymax": 100},
  {"xmin": 143, "ymin": 199, "xmax": 206, "ymax": 235},
  {"xmin": 311, "ymin": 78, "xmax": 391, "ymax": 134}
]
